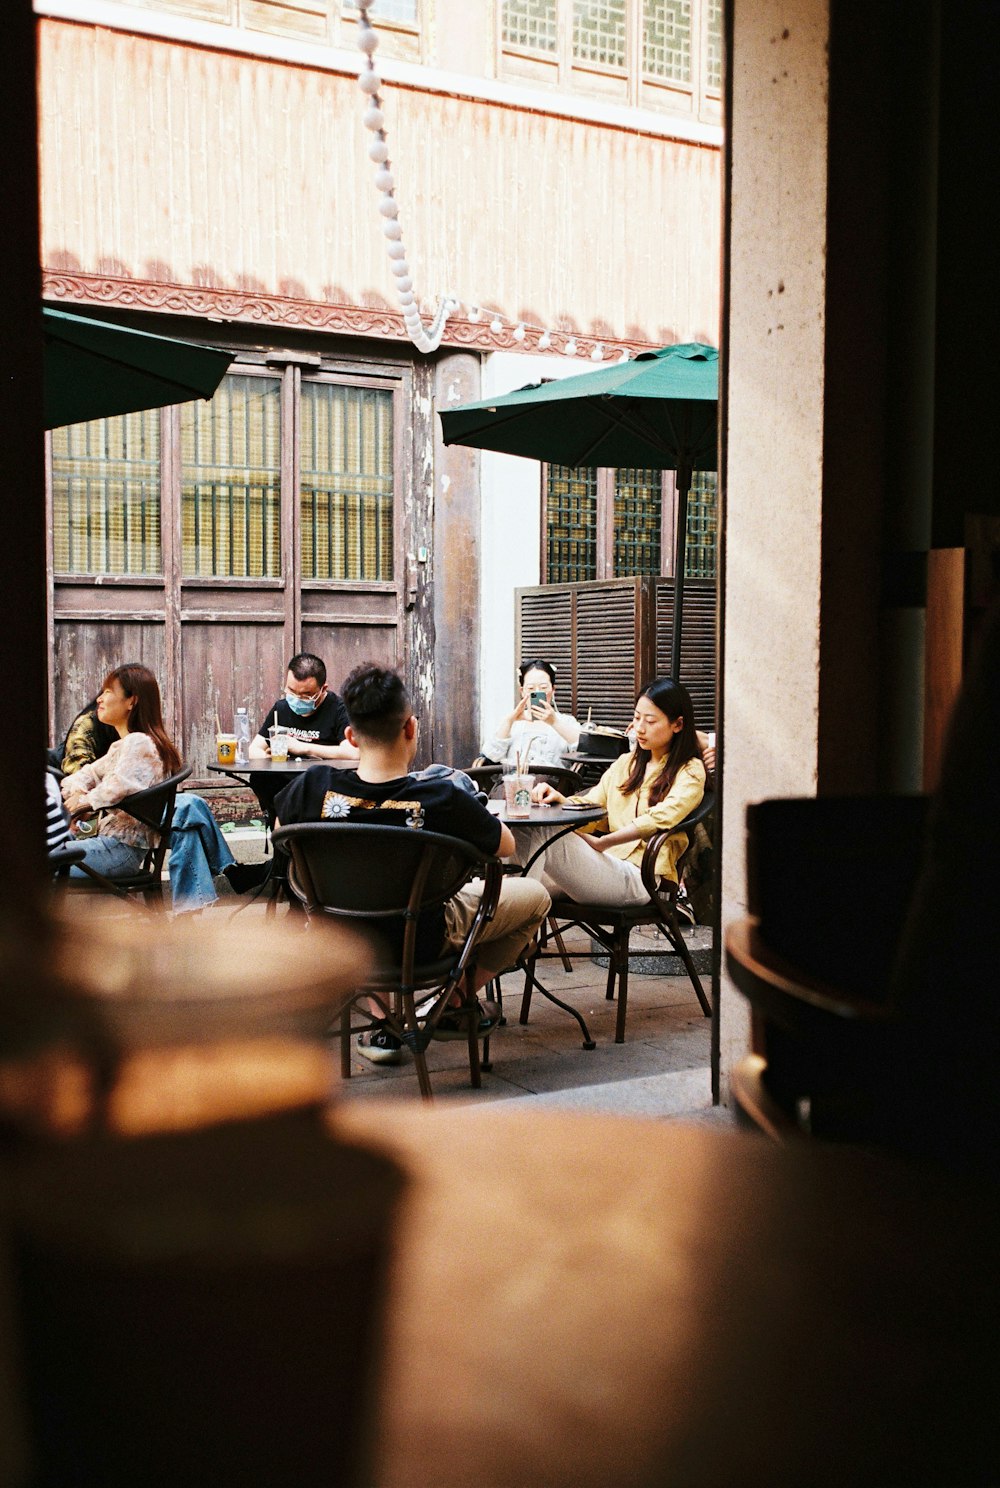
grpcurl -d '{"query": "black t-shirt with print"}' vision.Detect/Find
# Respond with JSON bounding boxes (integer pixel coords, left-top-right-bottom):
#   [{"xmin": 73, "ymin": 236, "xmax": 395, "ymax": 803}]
[
  {"xmin": 273, "ymin": 766, "xmax": 503, "ymax": 961},
  {"xmin": 255, "ymin": 691, "xmax": 350, "ymax": 748}
]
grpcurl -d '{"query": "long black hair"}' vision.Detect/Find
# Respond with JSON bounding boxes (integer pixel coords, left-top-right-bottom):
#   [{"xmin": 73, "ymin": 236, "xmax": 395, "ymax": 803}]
[{"xmin": 621, "ymin": 677, "xmax": 700, "ymax": 806}]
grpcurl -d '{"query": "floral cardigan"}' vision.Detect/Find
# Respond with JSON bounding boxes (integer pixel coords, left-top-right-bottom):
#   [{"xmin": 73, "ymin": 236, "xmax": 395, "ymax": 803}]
[{"xmin": 62, "ymin": 732, "xmax": 166, "ymax": 848}]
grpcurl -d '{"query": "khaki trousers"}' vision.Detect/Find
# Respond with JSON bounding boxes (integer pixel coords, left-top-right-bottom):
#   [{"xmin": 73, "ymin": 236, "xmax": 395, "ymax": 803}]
[{"xmin": 442, "ymin": 876, "xmax": 551, "ymax": 979}]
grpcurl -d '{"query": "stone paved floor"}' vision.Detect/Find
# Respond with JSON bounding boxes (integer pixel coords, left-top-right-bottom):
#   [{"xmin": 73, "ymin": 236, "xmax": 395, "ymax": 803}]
[
  {"xmin": 330, "ymin": 921, "xmax": 724, "ymax": 1120},
  {"xmin": 81, "ymin": 877, "xmax": 728, "ymax": 1122}
]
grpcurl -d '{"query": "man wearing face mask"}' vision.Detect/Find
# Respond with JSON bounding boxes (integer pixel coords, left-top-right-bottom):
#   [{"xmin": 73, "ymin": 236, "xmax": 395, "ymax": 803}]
[{"xmin": 249, "ymin": 653, "xmax": 360, "ymax": 762}]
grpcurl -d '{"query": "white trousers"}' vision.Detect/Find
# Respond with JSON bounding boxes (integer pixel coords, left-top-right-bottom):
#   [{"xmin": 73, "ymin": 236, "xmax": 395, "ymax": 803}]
[{"xmin": 514, "ymin": 828, "xmax": 649, "ymax": 908}]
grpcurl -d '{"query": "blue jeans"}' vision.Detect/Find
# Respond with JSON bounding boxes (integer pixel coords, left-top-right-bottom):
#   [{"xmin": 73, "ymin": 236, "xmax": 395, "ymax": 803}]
[
  {"xmin": 69, "ymin": 836, "xmax": 146, "ymax": 880},
  {"xmin": 169, "ymin": 793, "xmax": 236, "ymax": 913}
]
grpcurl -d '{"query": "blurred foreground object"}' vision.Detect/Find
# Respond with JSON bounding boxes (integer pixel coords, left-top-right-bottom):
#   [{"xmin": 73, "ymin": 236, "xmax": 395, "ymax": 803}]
[{"xmin": 0, "ymin": 907, "xmax": 402, "ymax": 1488}]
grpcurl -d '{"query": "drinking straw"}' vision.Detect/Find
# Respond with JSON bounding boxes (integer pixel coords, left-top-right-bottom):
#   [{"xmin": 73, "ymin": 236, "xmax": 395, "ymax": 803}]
[{"xmin": 215, "ymin": 692, "xmax": 222, "ymax": 736}]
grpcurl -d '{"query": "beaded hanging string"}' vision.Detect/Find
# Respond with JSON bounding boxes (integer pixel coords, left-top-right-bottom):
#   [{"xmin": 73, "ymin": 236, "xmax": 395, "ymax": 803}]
[
  {"xmin": 355, "ymin": 1, "xmax": 454, "ymax": 354},
  {"xmin": 354, "ymin": 2, "xmax": 632, "ymax": 362}
]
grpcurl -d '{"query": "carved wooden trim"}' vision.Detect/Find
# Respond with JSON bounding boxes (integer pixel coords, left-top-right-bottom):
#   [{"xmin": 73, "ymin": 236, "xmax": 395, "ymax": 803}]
[{"xmin": 41, "ymin": 270, "xmax": 659, "ymax": 357}]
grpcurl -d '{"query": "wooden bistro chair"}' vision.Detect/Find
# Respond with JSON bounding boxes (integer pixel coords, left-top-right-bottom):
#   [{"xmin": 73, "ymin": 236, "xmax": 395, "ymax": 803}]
[
  {"xmin": 55, "ymin": 767, "xmax": 193, "ymax": 909},
  {"xmin": 272, "ymin": 822, "xmax": 504, "ymax": 1101},
  {"xmin": 521, "ymin": 790, "xmax": 715, "ymax": 1044},
  {"xmin": 724, "ymin": 794, "xmax": 929, "ymax": 1143}
]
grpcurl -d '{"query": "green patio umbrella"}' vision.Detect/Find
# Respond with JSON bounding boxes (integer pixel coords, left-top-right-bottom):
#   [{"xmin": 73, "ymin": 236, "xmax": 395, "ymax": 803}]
[
  {"xmin": 43, "ymin": 306, "xmax": 233, "ymax": 430},
  {"xmin": 440, "ymin": 342, "xmax": 718, "ymax": 678}
]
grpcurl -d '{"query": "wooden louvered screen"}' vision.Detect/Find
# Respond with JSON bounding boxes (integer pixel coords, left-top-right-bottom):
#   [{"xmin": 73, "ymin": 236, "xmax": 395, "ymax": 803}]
[
  {"xmin": 516, "ymin": 576, "xmax": 716, "ymax": 733},
  {"xmin": 574, "ymin": 581, "xmax": 652, "ymax": 729},
  {"xmin": 516, "ymin": 578, "xmax": 653, "ymax": 732},
  {"xmin": 654, "ymin": 578, "xmax": 717, "ymax": 729},
  {"xmin": 516, "ymin": 586, "xmax": 574, "ymax": 699}
]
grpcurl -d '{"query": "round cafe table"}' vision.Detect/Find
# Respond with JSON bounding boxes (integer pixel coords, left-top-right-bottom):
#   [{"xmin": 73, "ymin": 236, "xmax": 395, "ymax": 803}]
[{"xmin": 490, "ymin": 801, "xmax": 605, "ymax": 1047}]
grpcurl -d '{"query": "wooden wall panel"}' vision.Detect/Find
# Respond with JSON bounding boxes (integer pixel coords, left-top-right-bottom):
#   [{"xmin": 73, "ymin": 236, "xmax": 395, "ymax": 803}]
[
  {"xmin": 38, "ymin": 20, "xmax": 721, "ymax": 348},
  {"xmin": 180, "ymin": 620, "xmax": 287, "ymax": 779},
  {"xmin": 301, "ymin": 621, "xmax": 399, "ymax": 692},
  {"xmin": 53, "ymin": 621, "xmax": 167, "ymax": 743}
]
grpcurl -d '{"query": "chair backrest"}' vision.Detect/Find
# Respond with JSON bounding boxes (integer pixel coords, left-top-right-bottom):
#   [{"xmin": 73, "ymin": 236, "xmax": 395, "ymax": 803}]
[
  {"xmin": 465, "ymin": 764, "xmax": 503, "ymax": 793},
  {"xmin": 273, "ymin": 822, "xmax": 495, "ymax": 977},
  {"xmin": 272, "ymin": 822, "xmax": 485, "ymax": 921},
  {"xmin": 640, "ymin": 788, "xmax": 715, "ymax": 902},
  {"xmin": 119, "ymin": 767, "xmax": 192, "ymax": 874},
  {"xmin": 468, "ymin": 763, "xmax": 581, "ymax": 800},
  {"xmin": 745, "ymin": 794, "xmax": 929, "ymax": 1002}
]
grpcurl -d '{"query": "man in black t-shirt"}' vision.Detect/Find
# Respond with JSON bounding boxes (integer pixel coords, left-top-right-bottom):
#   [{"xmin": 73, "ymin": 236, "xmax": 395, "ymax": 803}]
[
  {"xmin": 249, "ymin": 652, "xmax": 359, "ymax": 763},
  {"xmin": 274, "ymin": 664, "xmax": 550, "ymax": 1065}
]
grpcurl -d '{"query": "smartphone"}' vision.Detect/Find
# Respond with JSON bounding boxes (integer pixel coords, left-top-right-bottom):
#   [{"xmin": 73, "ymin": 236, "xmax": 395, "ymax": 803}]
[{"xmin": 530, "ymin": 689, "xmax": 547, "ymax": 707}]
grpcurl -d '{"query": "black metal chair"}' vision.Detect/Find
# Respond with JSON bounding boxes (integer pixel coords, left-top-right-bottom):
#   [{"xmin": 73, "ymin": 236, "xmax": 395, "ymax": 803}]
[
  {"xmin": 725, "ymin": 794, "xmax": 930, "ymax": 1142},
  {"xmin": 272, "ymin": 822, "xmax": 504, "ymax": 1101},
  {"xmin": 56, "ymin": 766, "xmax": 193, "ymax": 908},
  {"xmin": 521, "ymin": 790, "xmax": 715, "ymax": 1043}
]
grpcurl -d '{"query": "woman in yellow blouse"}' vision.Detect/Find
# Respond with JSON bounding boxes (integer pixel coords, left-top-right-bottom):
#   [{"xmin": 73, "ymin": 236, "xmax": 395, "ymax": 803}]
[{"xmin": 520, "ymin": 677, "xmax": 706, "ymax": 905}]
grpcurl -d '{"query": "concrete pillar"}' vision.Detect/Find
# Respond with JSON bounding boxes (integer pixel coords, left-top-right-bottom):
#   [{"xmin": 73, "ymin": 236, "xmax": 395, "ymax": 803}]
[
  {"xmin": 719, "ymin": 0, "xmax": 832, "ymax": 1090},
  {"xmin": 718, "ymin": 0, "xmax": 943, "ymax": 1092}
]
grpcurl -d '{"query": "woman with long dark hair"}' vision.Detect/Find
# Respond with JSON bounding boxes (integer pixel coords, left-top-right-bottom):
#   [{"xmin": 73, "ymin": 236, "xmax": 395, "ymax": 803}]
[
  {"xmin": 60, "ymin": 664, "xmax": 182, "ymax": 881},
  {"xmin": 518, "ymin": 677, "xmax": 706, "ymax": 906}
]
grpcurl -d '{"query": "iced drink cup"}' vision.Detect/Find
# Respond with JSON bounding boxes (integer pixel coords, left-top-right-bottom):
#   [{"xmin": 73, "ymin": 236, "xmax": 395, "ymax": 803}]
[
  {"xmin": 268, "ymin": 726, "xmax": 290, "ymax": 762},
  {"xmin": 503, "ymin": 773, "xmax": 533, "ymax": 818},
  {"xmin": 216, "ymin": 734, "xmax": 238, "ymax": 766}
]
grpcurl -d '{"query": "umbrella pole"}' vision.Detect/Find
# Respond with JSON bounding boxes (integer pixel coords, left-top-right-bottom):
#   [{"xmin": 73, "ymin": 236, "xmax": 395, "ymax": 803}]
[{"xmin": 670, "ymin": 462, "xmax": 691, "ymax": 680}]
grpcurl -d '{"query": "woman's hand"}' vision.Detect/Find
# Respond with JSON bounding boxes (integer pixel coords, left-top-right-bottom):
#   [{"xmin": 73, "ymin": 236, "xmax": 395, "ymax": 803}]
[
  {"xmin": 62, "ymin": 787, "xmax": 88, "ymax": 818},
  {"xmin": 508, "ymin": 694, "xmax": 531, "ymax": 726},
  {"xmin": 532, "ymin": 781, "xmax": 565, "ymax": 805},
  {"xmin": 529, "ymin": 696, "xmax": 557, "ymax": 725}
]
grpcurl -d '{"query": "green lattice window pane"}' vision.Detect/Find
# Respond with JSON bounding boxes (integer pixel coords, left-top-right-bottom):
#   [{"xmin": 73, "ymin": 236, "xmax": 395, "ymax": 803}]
[
  {"xmin": 642, "ymin": 0, "xmax": 691, "ymax": 83},
  {"xmin": 51, "ymin": 410, "xmax": 162, "ymax": 575},
  {"xmin": 344, "ymin": 0, "xmax": 417, "ymax": 22},
  {"xmin": 614, "ymin": 468, "xmax": 662, "ymax": 576},
  {"xmin": 706, "ymin": 0, "xmax": 723, "ymax": 89},
  {"xmin": 685, "ymin": 471, "xmax": 717, "ymax": 578},
  {"xmin": 181, "ymin": 375, "xmax": 281, "ymax": 577},
  {"xmin": 546, "ymin": 466, "xmax": 597, "ymax": 583},
  {"xmin": 300, "ymin": 382, "xmax": 394, "ymax": 582},
  {"xmin": 573, "ymin": 0, "xmax": 626, "ymax": 67},
  {"xmin": 502, "ymin": 0, "xmax": 558, "ymax": 51}
]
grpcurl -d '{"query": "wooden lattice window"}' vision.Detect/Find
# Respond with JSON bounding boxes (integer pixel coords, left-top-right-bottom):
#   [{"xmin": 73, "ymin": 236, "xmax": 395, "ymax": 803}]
[
  {"xmin": 685, "ymin": 471, "xmax": 717, "ymax": 578},
  {"xmin": 614, "ymin": 467, "xmax": 663, "ymax": 576},
  {"xmin": 300, "ymin": 381, "xmax": 395, "ymax": 582},
  {"xmin": 573, "ymin": 0, "xmax": 627, "ymax": 67},
  {"xmin": 181, "ymin": 374, "xmax": 282, "ymax": 578},
  {"xmin": 642, "ymin": 0, "xmax": 692, "ymax": 83},
  {"xmin": 51, "ymin": 410, "xmax": 162, "ymax": 575},
  {"xmin": 546, "ymin": 465, "xmax": 598, "ymax": 582},
  {"xmin": 705, "ymin": 0, "xmax": 723, "ymax": 89},
  {"xmin": 502, "ymin": 0, "xmax": 559, "ymax": 51}
]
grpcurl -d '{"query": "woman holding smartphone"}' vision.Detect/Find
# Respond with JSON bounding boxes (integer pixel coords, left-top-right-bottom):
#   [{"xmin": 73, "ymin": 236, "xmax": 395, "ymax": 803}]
[{"xmin": 480, "ymin": 658, "xmax": 580, "ymax": 768}]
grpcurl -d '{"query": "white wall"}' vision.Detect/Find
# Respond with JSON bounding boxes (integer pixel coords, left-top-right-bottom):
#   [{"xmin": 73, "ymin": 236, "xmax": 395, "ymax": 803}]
[{"xmin": 476, "ymin": 351, "xmax": 592, "ymax": 750}]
